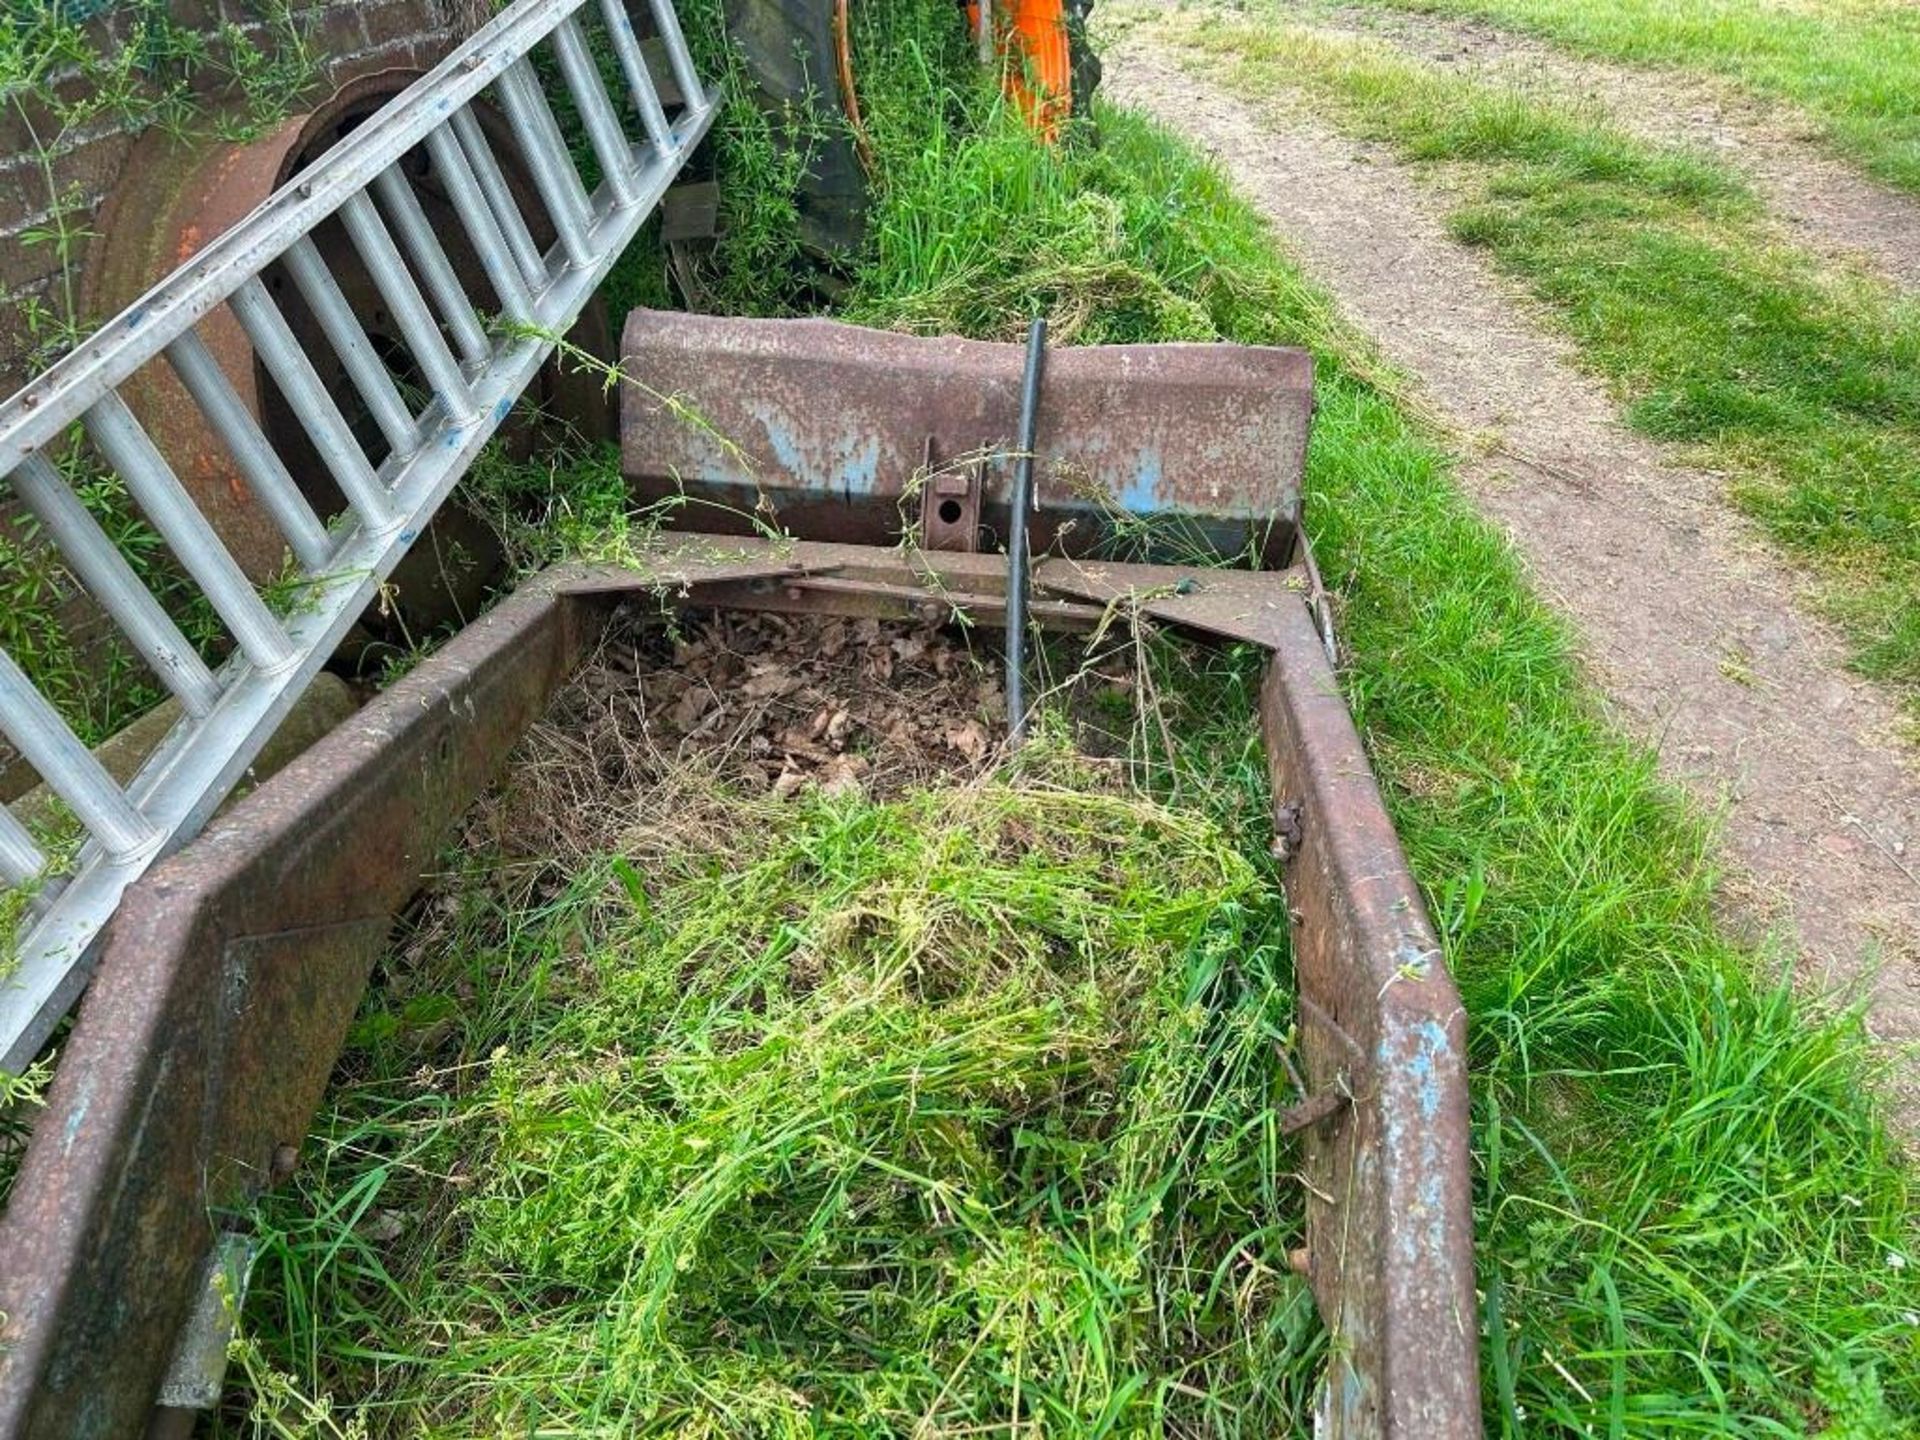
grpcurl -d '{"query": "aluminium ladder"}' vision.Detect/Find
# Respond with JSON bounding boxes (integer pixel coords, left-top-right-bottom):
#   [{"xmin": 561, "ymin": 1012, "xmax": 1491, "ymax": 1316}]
[{"xmin": 0, "ymin": 0, "xmax": 716, "ymax": 1071}]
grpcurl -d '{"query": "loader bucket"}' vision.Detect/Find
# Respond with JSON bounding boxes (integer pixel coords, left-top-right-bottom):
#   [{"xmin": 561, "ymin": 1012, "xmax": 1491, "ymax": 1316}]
[{"xmin": 0, "ymin": 319, "xmax": 1480, "ymax": 1439}]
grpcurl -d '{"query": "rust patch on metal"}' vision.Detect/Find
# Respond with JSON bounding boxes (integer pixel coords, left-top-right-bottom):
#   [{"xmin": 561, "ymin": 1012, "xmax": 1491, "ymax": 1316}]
[
  {"xmin": 619, "ymin": 311, "xmax": 1311, "ymax": 566},
  {"xmin": 1260, "ymin": 596, "xmax": 1482, "ymax": 1438}
]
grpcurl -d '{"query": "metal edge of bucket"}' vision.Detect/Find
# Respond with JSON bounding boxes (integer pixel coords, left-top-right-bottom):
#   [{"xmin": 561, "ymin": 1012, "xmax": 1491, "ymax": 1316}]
[
  {"xmin": 1261, "ymin": 595, "xmax": 1482, "ymax": 1437},
  {"xmin": 1041, "ymin": 556, "xmax": 1483, "ymax": 1438}
]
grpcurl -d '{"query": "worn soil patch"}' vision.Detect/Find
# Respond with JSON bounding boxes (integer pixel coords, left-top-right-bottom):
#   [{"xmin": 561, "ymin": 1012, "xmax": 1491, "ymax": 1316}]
[
  {"xmin": 1318, "ymin": 1, "xmax": 1920, "ymax": 292},
  {"xmin": 1106, "ymin": 32, "xmax": 1920, "ymax": 1122}
]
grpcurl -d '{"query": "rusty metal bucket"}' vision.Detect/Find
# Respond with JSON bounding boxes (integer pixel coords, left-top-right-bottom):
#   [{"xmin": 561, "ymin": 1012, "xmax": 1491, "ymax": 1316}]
[
  {"xmin": 0, "ymin": 322, "xmax": 1479, "ymax": 1439},
  {"xmin": 619, "ymin": 310, "xmax": 1313, "ymax": 568}
]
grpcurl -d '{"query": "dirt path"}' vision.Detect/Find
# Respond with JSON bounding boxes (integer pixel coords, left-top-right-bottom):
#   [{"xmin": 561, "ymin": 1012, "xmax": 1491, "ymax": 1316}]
[
  {"xmin": 1103, "ymin": 32, "xmax": 1920, "ymax": 1120},
  {"xmin": 1318, "ymin": 2, "xmax": 1920, "ymax": 292}
]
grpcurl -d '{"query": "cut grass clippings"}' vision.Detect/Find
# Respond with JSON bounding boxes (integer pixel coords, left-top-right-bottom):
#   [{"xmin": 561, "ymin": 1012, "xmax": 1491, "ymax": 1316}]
[
  {"xmin": 1370, "ymin": 0, "xmax": 1920, "ymax": 197},
  {"xmin": 236, "ymin": 765, "xmax": 1315, "ymax": 1435},
  {"xmin": 1162, "ymin": 3, "xmax": 1920, "ymax": 706},
  {"xmin": 222, "ymin": 4, "xmax": 1919, "ymax": 1435}
]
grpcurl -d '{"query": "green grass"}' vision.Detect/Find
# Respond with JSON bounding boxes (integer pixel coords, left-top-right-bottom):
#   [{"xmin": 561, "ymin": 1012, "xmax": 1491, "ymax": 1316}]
[
  {"xmin": 219, "ymin": 5, "xmax": 1918, "ymax": 1436},
  {"xmin": 233, "ymin": 768, "xmax": 1321, "ymax": 1435},
  {"xmin": 1162, "ymin": 6, "xmax": 1920, "ymax": 702},
  {"xmin": 1368, "ymin": 0, "xmax": 1920, "ymax": 196}
]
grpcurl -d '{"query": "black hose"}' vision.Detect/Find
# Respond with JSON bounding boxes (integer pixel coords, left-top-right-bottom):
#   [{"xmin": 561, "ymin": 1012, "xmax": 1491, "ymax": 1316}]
[{"xmin": 1006, "ymin": 317, "xmax": 1047, "ymax": 744}]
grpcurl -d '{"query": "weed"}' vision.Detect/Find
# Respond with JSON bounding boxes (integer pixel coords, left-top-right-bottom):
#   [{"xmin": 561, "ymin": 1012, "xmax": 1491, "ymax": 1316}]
[{"xmin": 0, "ymin": 1054, "xmax": 51, "ymax": 1210}]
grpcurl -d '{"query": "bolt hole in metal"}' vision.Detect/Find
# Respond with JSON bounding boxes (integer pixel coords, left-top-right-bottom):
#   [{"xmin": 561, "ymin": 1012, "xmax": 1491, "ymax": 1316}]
[{"xmin": 937, "ymin": 498, "xmax": 965, "ymax": 525}]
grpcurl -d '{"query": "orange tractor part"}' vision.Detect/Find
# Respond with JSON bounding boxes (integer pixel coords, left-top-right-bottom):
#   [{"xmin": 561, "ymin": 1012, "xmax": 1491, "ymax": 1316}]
[{"xmin": 967, "ymin": 0, "xmax": 1080, "ymax": 132}]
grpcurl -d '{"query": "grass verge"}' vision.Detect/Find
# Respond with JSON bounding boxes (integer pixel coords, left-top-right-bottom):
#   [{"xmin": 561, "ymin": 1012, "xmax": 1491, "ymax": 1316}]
[
  {"xmin": 1159, "ymin": 3, "xmax": 1920, "ymax": 704},
  {"xmin": 1369, "ymin": 0, "xmax": 1920, "ymax": 196},
  {"xmin": 222, "ymin": 5, "xmax": 1917, "ymax": 1435}
]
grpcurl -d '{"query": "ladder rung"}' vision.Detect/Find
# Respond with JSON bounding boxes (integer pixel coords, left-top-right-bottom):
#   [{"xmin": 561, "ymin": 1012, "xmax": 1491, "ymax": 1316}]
[
  {"xmin": 598, "ymin": 0, "xmax": 676, "ymax": 158},
  {"xmin": 553, "ymin": 15, "xmax": 643, "ymax": 206},
  {"xmin": 426, "ymin": 120, "xmax": 539, "ymax": 322},
  {"xmin": 450, "ymin": 108, "xmax": 551, "ymax": 296},
  {"xmin": 647, "ymin": 0, "xmax": 704, "ymax": 113},
  {"xmin": 9, "ymin": 453, "xmax": 224, "ymax": 718},
  {"xmin": 83, "ymin": 394, "xmax": 298, "ymax": 676},
  {"xmin": 281, "ymin": 237, "xmax": 424, "ymax": 459},
  {"xmin": 371, "ymin": 165, "xmax": 493, "ymax": 370},
  {"xmin": 228, "ymin": 277, "xmax": 398, "ymax": 535},
  {"xmin": 495, "ymin": 60, "xmax": 597, "ymax": 269},
  {"xmin": 0, "ymin": 798, "xmax": 47, "ymax": 891},
  {"xmin": 164, "ymin": 330, "xmax": 335, "ymax": 573},
  {"xmin": 0, "ymin": 648, "xmax": 157, "ymax": 862},
  {"xmin": 338, "ymin": 191, "xmax": 479, "ymax": 423}
]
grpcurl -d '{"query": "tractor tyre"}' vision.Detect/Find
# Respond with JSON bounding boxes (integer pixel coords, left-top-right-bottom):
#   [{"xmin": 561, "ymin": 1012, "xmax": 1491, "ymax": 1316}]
[
  {"xmin": 723, "ymin": 0, "xmax": 870, "ymax": 257},
  {"xmin": 1067, "ymin": 0, "xmax": 1101, "ymax": 122}
]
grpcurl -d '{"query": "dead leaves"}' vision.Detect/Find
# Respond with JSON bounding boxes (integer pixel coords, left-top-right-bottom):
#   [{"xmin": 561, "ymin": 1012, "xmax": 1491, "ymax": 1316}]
[{"xmin": 619, "ymin": 611, "xmax": 1006, "ymax": 800}]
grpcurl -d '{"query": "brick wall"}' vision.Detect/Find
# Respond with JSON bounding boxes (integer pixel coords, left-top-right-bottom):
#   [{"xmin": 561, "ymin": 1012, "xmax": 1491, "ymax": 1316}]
[{"xmin": 0, "ymin": 0, "xmax": 491, "ymax": 386}]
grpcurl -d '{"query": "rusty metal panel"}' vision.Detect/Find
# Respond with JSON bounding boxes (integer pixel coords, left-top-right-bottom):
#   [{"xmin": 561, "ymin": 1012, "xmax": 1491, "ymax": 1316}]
[
  {"xmin": 1260, "ymin": 598, "xmax": 1482, "ymax": 1438},
  {"xmin": 619, "ymin": 311, "xmax": 1311, "ymax": 565},
  {"xmin": 0, "ymin": 585, "xmax": 598, "ymax": 1440}
]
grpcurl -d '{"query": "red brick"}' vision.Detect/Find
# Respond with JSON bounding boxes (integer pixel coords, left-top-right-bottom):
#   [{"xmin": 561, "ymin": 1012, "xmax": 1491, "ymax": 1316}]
[{"xmin": 359, "ymin": 1, "xmax": 434, "ymax": 50}]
